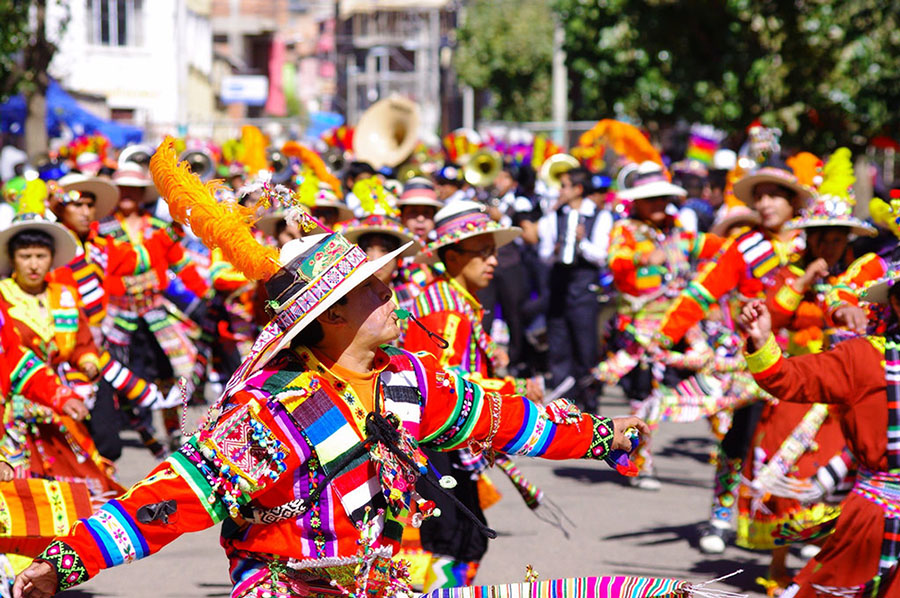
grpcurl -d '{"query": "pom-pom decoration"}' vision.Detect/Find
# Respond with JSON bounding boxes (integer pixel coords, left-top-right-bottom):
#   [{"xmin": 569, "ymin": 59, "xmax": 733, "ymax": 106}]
[
  {"xmin": 786, "ymin": 152, "xmax": 823, "ymax": 189},
  {"xmin": 817, "ymin": 147, "xmax": 855, "ymax": 201},
  {"xmin": 352, "ymin": 176, "xmax": 397, "ymax": 216},
  {"xmin": 149, "ymin": 136, "xmax": 281, "ymax": 281}
]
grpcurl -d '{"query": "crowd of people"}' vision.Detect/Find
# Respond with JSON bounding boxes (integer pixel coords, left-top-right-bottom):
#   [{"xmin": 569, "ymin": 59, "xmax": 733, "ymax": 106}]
[{"xmin": 0, "ymin": 118, "xmax": 897, "ymax": 598}]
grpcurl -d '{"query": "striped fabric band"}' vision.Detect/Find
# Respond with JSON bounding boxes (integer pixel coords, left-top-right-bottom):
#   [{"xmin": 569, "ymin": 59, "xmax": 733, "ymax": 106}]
[
  {"xmin": 9, "ymin": 349, "xmax": 44, "ymax": 396},
  {"xmin": 423, "ymin": 575, "xmax": 690, "ymax": 597},
  {"xmin": 885, "ymin": 337, "xmax": 900, "ymax": 469},
  {"xmin": 736, "ymin": 231, "xmax": 780, "ymax": 279}
]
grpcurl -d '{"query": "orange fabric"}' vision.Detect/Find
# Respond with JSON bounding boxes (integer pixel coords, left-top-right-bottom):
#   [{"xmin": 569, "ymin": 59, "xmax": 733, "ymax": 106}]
[{"xmin": 751, "ymin": 338, "xmax": 895, "ymax": 595}]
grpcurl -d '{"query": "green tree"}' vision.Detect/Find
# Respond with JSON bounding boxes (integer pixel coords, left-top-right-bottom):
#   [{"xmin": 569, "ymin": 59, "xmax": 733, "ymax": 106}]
[
  {"xmin": 455, "ymin": 0, "xmax": 555, "ymax": 122},
  {"xmin": 0, "ymin": 0, "xmax": 68, "ymax": 158},
  {"xmin": 553, "ymin": 0, "xmax": 900, "ymax": 153}
]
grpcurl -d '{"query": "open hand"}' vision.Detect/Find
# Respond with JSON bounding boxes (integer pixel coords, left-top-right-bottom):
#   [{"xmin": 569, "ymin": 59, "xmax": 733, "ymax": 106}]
[
  {"xmin": 13, "ymin": 561, "xmax": 57, "ymax": 598},
  {"xmin": 524, "ymin": 377, "xmax": 544, "ymax": 403},
  {"xmin": 739, "ymin": 300, "xmax": 773, "ymax": 350}
]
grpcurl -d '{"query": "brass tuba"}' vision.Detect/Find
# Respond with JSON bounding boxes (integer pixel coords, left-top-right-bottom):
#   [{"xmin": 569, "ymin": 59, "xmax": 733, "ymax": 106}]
[
  {"xmin": 118, "ymin": 144, "xmax": 155, "ymax": 169},
  {"xmin": 352, "ymin": 96, "xmax": 421, "ymax": 170},
  {"xmin": 266, "ymin": 147, "xmax": 293, "ymax": 184},
  {"xmin": 463, "ymin": 148, "xmax": 502, "ymax": 187},
  {"xmin": 539, "ymin": 153, "xmax": 580, "ymax": 191},
  {"xmin": 178, "ymin": 149, "xmax": 216, "ymax": 181}
]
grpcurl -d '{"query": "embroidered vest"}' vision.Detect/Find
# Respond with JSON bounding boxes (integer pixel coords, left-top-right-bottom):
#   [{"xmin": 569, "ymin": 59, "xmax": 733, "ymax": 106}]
[{"xmin": 236, "ymin": 346, "xmax": 429, "ymax": 557}]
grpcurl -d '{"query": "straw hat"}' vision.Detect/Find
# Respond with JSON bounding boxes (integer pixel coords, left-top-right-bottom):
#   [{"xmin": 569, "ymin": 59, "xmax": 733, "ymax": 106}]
[
  {"xmin": 0, "ymin": 213, "xmax": 78, "ymax": 274},
  {"xmin": 732, "ymin": 166, "xmax": 812, "ymax": 208},
  {"xmin": 58, "ymin": 173, "xmax": 119, "ymax": 219},
  {"xmin": 617, "ymin": 161, "xmax": 687, "ymax": 201},
  {"xmin": 416, "ymin": 200, "xmax": 520, "ymax": 264}
]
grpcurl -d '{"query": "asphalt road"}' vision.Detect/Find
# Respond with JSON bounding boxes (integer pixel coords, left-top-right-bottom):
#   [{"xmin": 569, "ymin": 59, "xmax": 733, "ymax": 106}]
[{"xmin": 58, "ymin": 388, "xmax": 793, "ymax": 597}]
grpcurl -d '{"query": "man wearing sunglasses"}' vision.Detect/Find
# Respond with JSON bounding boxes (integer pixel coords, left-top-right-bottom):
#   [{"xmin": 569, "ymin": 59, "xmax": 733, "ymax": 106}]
[{"xmin": 403, "ymin": 201, "xmax": 544, "ymax": 590}]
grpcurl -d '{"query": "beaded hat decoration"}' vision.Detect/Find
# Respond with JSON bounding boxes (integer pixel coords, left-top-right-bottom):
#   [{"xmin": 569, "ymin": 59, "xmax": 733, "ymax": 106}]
[
  {"xmin": 149, "ymin": 137, "xmax": 411, "ymax": 379},
  {"xmin": 416, "ymin": 200, "xmax": 521, "ymax": 264},
  {"xmin": 785, "ymin": 147, "xmax": 875, "ymax": 237}
]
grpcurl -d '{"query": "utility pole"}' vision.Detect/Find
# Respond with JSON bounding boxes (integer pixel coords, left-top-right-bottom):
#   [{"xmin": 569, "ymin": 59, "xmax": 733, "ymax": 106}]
[{"xmin": 551, "ymin": 16, "xmax": 567, "ymax": 146}]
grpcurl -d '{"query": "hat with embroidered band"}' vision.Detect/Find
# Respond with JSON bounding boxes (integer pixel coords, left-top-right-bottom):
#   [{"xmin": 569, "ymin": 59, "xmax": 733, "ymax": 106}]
[
  {"xmin": 0, "ymin": 213, "xmax": 78, "ymax": 274},
  {"xmin": 784, "ymin": 148, "xmax": 876, "ymax": 238},
  {"xmin": 57, "ymin": 173, "xmax": 119, "ymax": 219},
  {"xmin": 149, "ymin": 136, "xmax": 411, "ymax": 379},
  {"xmin": 617, "ymin": 161, "xmax": 687, "ymax": 201},
  {"xmin": 397, "ymin": 177, "xmax": 443, "ymax": 210},
  {"xmin": 337, "ymin": 214, "xmax": 422, "ymax": 259},
  {"xmin": 416, "ymin": 200, "xmax": 521, "ymax": 265},
  {"xmin": 112, "ymin": 162, "xmax": 159, "ymax": 204},
  {"xmin": 732, "ymin": 165, "xmax": 813, "ymax": 208}
]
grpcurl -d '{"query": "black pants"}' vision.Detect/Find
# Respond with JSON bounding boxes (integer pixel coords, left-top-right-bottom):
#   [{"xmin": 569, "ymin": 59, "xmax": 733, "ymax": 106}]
[
  {"xmin": 546, "ymin": 264, "xmax": 599, "ymax": 411},
  {"xmin": 721, "ymin": 401, "xmax": 765, "ymax": 461},
  {"xmin": 87, "ymin": 380, "xmax": 123, "ymax": 461},
  {"xmin": 418, "ymin": 449, "xmax": 489, "ymax": 563},
  {"xmin": 479, "ymin": 261, "xmax": 528, "ymax": 371}
]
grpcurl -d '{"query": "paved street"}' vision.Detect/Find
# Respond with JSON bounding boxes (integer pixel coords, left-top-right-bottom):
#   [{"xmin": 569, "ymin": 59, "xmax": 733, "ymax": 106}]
[{"xmin": 59, "ymin": 389, "xmax": 798, "ymax": 597}]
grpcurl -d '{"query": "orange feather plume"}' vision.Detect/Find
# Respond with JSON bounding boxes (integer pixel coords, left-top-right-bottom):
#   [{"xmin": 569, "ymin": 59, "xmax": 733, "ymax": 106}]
[
  {"xmin": 786, "ymin": 152, "xmax": 823, "ymax": 189},
  {"xmin": 150, "ymin": 137, "xmax": 280, "ymax": 281},
  {"xmin": 578, "ymin": 119, "xmax": 664, "ymax": 168},
  {"xmin": 282, "ymin": 141, "xmax": 344, "ymax": 199}
]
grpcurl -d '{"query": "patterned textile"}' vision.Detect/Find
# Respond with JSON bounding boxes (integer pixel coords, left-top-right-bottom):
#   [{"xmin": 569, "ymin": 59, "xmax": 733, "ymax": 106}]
[
  {"xmin": 0, "ymin": 479, "xmax": 94, "ymax": 557},
  {"xmin": 35, "ymin": 540, "xmax": 88, "ymax": 591},
  {"xmin": 422, "ymin": 576, "xmax": 692, "ymax": 597}
]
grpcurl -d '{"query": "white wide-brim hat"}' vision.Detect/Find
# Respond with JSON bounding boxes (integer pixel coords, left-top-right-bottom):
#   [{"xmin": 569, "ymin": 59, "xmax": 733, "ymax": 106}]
[
  {"xmin": 415, "ymin": 200, "xmax": 521, "ymax": 264},
  {"xmin": 732, "ymin": 167, "xmax": 813, "ymax": 208},
  {"xmin": 58, "ymin": 173, "xmax": 119, "ymax": 220},
  {"xmin": 617, "ymin": 161, "xmax": 687, "ymax": 201},
  {"xmin": 113, "ymin": 162, "xmax": 159, "ymax": 204},
  {"xmin": 0, "ymin": 214, "xmax": 78, "ymax": 274},
  {"xmin": 240, "ymin": 233, "xmax": 413, "ymax": 377}
]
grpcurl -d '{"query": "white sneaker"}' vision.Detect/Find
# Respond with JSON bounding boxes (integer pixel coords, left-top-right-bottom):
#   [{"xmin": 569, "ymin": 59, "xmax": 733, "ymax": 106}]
[
  {"xmin": 628, "ymin": 475, "xmax": 661, "ymax": 491},
  {"xmin": 698, "ymin": 521, "xmax": 729, "ymax": 554}
]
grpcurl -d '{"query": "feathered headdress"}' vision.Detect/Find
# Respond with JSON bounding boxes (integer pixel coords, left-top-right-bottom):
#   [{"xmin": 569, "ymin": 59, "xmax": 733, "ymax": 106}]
[
  {"xmin": 785, "ymin": 147, "xmax": 875, "ymax": 237},
  {"xmin": 577, "ymin": 119, "xmax": 664, "ymax": 170},
  {"xmin": 150, "ymin": 136, "xmax": 281, "ymax": 281}
]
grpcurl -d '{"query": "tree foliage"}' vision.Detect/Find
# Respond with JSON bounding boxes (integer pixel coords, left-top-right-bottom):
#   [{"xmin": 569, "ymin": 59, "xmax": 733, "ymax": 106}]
[
  {"xmin": 455, "ymin": 0, "xmax": 555, "ymax": 122},
  {"xmin": 0, "ymin": 0, "xmax": 33, "ymax": 101},
  {"xmin": 553, "ymin": 0, "xmax": 900, "ymax": 153}
]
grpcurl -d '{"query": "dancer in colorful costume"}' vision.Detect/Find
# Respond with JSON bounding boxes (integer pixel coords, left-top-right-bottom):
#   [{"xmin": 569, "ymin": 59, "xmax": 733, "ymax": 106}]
[
  {"xmin": 738, "ymin": 284, "xmax": 900, "ymax": 598},
  {"xmin": 0, "ymin": 214, "xmax": 122, "ymax": 495},
  {"xmin": 654, "ymin": 163, "xmax": 813, "ymax": 552},
  {"xmin": 404, "ymin": 200, "xmax": 547, "ymax": 589},
  {"xmin": 736, "ymin": 149, "xmax": 881, "ymax": 592},
  {"xmin": 98, "ymin": 163, "xmax": 210, "ymax": 449},
  {"xmin": 598, "ymin": 161, "xmax": 725, "ymax": 490},
  {"xmin": 394, "ymin": 178, "xmax": 445, "ymax": 314},
  {"xmin": 13, "ymin": 139, "xmax": 649, "ymax": 598},
  {"xmin": 0, "ymin": 215, "xmax": 124, "ymax": 587},
  {"xmin": 47, "ymin": 174, "xmax": 173, "ymax": 461}
]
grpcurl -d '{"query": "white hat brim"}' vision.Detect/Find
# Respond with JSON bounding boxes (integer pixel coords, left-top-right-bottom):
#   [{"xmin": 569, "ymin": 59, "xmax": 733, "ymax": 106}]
[
  {"xmin": 0, "ymin": 220, "xmax": 79, "ymax": 275},
  {"xmin": 397, "ymin": 197, "xmax": 444, "ymax": 210},
  {"xmin": 415, "ymin": 227, "xmax": 522, "ymax": 264},
  {"xmin": 60, "ymin": 175, "xmax": 119, "ymax": 220},
  {"xmin": 617, "ymin": 181, "xmax": 687, "ymax": 201},
  {"xmin": 245, "ymin": 241, "xmax": 414, "ymax": 376},
  {"xmin": 733, "ymin": 173, "xmax": 812, "ymax": 207}
]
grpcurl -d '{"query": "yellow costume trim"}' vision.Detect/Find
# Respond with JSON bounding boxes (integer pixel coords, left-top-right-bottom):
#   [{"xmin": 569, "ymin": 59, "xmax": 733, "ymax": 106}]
[
  {"xmin": 774, "ymin": 282, "xmax": 803, "ymax": 313},
  {"xmin": 746, "ymin": 334, "xmax": 782, "ymax": 374}
]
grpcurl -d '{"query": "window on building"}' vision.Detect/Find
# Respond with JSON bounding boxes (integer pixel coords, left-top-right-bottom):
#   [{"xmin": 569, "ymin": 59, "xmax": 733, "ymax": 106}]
[{"xmin": 86, "ymin": 0, "xmax": 144, "ymax": 47}]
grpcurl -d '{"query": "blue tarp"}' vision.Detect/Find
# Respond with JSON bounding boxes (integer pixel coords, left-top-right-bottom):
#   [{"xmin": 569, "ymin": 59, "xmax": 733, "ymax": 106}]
[{"xmin": 0, "ymin": 80, "xmax": 143, "ymax": 146}]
